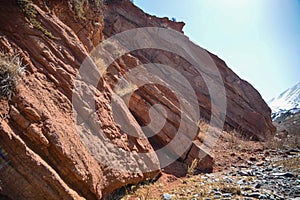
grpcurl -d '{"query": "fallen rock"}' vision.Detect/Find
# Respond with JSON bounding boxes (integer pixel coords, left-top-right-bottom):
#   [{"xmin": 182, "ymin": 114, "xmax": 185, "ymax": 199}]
[
  {"xmin": 162, "ymin": 193, "xmax": 172, "ymax": 200},
  {"xmin": 271, "ymin": 172, "xmax": 295, "ymax": 178}
]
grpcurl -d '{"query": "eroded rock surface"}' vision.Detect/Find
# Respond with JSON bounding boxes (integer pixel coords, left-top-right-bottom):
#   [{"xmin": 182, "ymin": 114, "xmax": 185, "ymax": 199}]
[
  {"xmin": 0, "ymin": 0, "xmax": 275, "ymax": 199},
  {"xmin": 103, "ymin": 0, "xmax": 275, "ymax": 142}
]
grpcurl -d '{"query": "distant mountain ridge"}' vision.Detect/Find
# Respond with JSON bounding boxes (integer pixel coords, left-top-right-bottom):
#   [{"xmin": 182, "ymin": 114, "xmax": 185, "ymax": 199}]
[{"xmin": 268, "ymin": 82, "xmax": 300, "ymax": 121}]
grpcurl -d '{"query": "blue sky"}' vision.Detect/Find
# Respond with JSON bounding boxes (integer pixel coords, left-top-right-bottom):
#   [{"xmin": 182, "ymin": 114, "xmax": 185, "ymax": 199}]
[{"xmin": 134, "ymin": 0, "xmax": 300, "ymax": 101}]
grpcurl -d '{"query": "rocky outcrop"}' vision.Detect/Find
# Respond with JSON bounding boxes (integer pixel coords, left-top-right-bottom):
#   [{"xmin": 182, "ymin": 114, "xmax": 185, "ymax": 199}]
[
  {"xmin": 102, "ymin": 0, "xmax": 275, "ymax": 141},
  {"xmin": 0, "ymin": 1, "xmax": 158, "ymax": 199},
  {"xmin": 0, "ymin": 0, "xmax": 275, "ymax": 199}
]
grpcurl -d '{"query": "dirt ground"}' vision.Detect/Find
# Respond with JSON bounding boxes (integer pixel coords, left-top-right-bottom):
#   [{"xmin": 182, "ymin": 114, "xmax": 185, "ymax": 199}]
[{"xmin": 116, "ymin": 131, "xmax": 284, "ymax": 200}]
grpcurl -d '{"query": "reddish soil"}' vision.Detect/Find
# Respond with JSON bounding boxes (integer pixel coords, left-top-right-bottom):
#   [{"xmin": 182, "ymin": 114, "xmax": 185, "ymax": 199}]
[{"xmin": 120, "ymin": 131, "xmax": 269, "ymax": 200}]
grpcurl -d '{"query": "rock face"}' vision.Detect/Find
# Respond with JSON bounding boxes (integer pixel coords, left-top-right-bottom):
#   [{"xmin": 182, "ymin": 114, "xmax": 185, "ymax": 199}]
[
  {"xmin": 102, "ymin": 1, "xmax": 275, "ymax": 141},
  {"xmin": 0, "ymin": 0, "xmax": 275, "ymax": 199}
]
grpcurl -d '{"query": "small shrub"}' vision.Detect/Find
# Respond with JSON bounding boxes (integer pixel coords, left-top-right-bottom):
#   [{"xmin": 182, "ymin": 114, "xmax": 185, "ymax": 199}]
[
  {"xmin": 187, "ymin": 159, "xmax": 198, "ymax": 176},
  {"xmin": 0, "ymin": 53, "xmax": 24, "ymax": 99},
  {"xmin": 228, "ymin": 130, "xmax": 239, "ymax": 150},
  {"xmin": 68, "ymin": 0, "xmax": 103, "ymax": 20},
  {"xmin": 16, "ymin": 0, "xmax": 56, "ymax": 39},
  {"xmin": 226, "ymin": 128, "xmax": 250, "ymax": 150},
  {"xmin": 68, "ymin": 0, "xmax": 86, "ymax": 20}
]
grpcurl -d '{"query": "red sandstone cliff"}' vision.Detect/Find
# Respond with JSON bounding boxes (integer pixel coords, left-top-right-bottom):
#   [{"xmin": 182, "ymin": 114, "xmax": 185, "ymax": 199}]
[{"xmin": 0, "ymin": 0, "xmax": 275, "ymax": 199}]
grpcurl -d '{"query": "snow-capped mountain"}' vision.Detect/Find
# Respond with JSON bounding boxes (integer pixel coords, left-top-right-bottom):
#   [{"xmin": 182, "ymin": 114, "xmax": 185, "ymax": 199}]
[{"xmin": 268, "ymin": 82, "xmax": 300, "ymax": 121}]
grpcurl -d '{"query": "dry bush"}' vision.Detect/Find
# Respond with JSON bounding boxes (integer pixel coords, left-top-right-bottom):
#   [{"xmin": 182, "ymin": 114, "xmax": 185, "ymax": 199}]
[
  {"xmin": 0, "ymin": 53, "xmax": 24, "ymax": 99},
  {"xmin": 187, "ymin": 159, "xmax": 198, "ymax": 176},
  {"xmin": 197, "ymin": 119, "xmax": 209, "ymax": 143},
  {"xmin": 16, "ymin": 0, "xmax": 56, "ymax": 38},
  {"xmin": 227, "ymin": 129, "xmax": 242, "ymax": 150},
  {"xmin": 68, "ymin": 0, "xmax": 103, "ymax": 20}
]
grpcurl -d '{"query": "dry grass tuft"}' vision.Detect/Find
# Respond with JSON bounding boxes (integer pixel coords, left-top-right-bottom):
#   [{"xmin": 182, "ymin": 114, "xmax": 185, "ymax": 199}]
[
  {"xmin": 67, "ymin": 0, "xmax": 103, "ymax": 20},
  {"xmin": 187, "ymin": 159, "xmax": 198, "ymax": 176},
  {"xmin": 274, "ymin": 157, "xmax": 300, "ymax": 175},
  {"xmin": 227, "ymin": 129, "xmax": 243, "ymax": 150},
  {"xmin": 0, "ymin": 53, "xmax": 24, "ymax": 99}
]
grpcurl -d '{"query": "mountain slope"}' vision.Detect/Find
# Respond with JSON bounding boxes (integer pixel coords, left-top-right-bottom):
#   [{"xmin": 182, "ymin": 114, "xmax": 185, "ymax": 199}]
[
  {"xmin": 269, "ymin": 82, "xmax": 300, "ymax": 121},
  {"xmin": 0, "ymin": 0, "xmax": 275, "ymax": 199}
]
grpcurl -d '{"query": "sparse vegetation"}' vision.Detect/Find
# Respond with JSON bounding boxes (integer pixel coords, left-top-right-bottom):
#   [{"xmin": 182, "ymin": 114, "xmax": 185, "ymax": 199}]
[
  {"xmin": 263, "ymin": 133, "xmax": 300, "ymax": 150},
  {"xmin": 117, "ymin": 124, "xmax": 299, "ymax": 199},
  {"xmin": 227, "ymin": 130, "xmax": 241, "ymax": 150},
  {"xmin": 67, "ymin": 0, "xmax": 103, "ymax": 20},
  {"xmin": 197, "ymin": 119, "xmax": 209, "ymax": 143},
  {"xmin": 274, "ymin": 157, "xmax": 300, "ymax": 175},
  {"xmin": 109, "ymin": 179, "xmax": 153, "ymax": 200},
  {"xmin": 68, "ymin": 0, "xmax": 87, "ymax": 20},
  {"xmin": 16, "ymin": 0, "xmax": 56, "ymax": 39},
  {"xmin": 187, "ymin": 159, "xmax": 198, "ymax": 176},
  {"xmin": 198, "ymin": 118, "xmax": 209, "ymax": 132},
  {"xmin": 226, "ymin": 127, "xmax": 251, "ymax": 150},
  {"xmin": 263, "ymin": 137, "xmax": 284, "ymax": 150},
  {"xmin": 16, "ymin": 0, "xmax": 105, "ymax": 37},
  {"xmin": 120, "ymin": 173, "xmax": 244, "ymax": 199},
  {"xmin": 0, "ymin": 52, "xmax": 24, "ymax": 100}
]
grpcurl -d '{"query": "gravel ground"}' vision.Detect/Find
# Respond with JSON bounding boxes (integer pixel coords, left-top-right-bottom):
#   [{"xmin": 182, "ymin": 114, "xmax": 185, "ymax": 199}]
[
  {"xmin": 162, "ymin": 148, "xmax": 300, "ymax": 200},
  {"xmin": 122, "ymin": 147, "xmax": 300, "ymax": 200}
]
